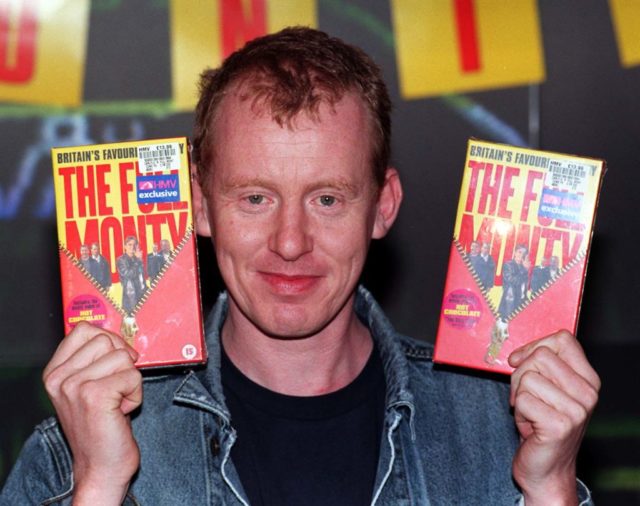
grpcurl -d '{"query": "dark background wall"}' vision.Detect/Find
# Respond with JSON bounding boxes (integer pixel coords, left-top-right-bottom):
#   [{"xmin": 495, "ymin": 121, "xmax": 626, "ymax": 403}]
[{"xmin": 1, "ymin": 1, "xmax": 638, "ymax": 503}]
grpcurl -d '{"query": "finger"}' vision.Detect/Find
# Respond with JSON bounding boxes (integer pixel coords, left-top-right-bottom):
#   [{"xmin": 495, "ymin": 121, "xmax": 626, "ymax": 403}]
[
  {"xmin": 509, "ymin": 330, "xmax": 600, "ymax": 390},
  {"xmin": 44, "ymin": 331, "xmax": 138, "ymax": 396},
  {"xmin": 112, "ymin": 368, "xmax": 144, "ymax": 414},
  {"xmin": 514, "ymin": 370, "xmax": 591, "ymax": 437},
  {"xmin": 44, "ymin": 322, "xmax": 136, "ymax": 377},
  {"xmin": 45, "ymin": 333, "xmax": 121, "ymax": 395},
  {"xmin": 76, "ymin": 368, "xmax": 144, "ymax": 416},
  {"xmin": 513, "ymin": 389, "xmax": 575, "ymax": 444},
  {"xmin": 60, "ymin": 347, "xmax": 139, "ymax": 391},
  {"xmin": 59, "ymin": 350, "xmax": 142, "ymax": 414},
  {"xmin": 510, "ymin": 345, "xmax": 599, "ymax": 409},
  {"xmin": 45, "ymin": 322, "xmax": 122, "ymax": 373}
]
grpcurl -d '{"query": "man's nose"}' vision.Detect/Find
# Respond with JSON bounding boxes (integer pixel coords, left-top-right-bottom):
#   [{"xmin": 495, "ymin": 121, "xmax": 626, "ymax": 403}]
[{"xmin": 268, "ymin": 202, "xmax": 313, "ymax": 261}]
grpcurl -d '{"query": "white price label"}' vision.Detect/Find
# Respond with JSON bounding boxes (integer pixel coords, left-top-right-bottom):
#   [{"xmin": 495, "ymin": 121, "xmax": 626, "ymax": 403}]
[{"xmin": 138, "ymin": 142, "xmax": 181, "ymax": 174}]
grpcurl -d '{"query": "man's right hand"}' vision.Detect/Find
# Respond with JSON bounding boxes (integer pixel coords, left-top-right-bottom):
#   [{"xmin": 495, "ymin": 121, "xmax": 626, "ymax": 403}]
[{"xmin": 42, "ymin": 322, "xmax": 143, "ymax": 505}]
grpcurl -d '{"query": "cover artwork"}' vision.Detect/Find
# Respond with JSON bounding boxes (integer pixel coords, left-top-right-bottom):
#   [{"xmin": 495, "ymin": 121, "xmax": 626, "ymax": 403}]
[
  {"xmin": 434, "ymin": 139, "xmax": 605, "ymax": 374},
  {"xmin": 52, "ymin": 138, "xmax": 206, "ymax": 368}
]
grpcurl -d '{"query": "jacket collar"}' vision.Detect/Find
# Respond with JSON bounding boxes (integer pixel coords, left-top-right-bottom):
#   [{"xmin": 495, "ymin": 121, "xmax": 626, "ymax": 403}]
[
  {"xmin": 172, "ymin": 287, "xmax": 415, "ymax": 424},
  {"xmin": 353, "ymin": 286, "xmax": 415, "ymax": 421},
  {"xmin": 172, "ymin": 292, "xmax": 231, "ymax": 424}
]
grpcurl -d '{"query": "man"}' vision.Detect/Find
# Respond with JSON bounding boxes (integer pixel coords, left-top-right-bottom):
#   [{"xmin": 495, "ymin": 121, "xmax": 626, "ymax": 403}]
[
  {"xmin": 469, "ymin": 240, "xmax": 495, "ymax": 290},
  {"xmin": 160, "ymin": 239, "xmax": 172, "ymax": 263},
  {"xmin": 116, "ymin": 236, "xmax": 147, "ymax": 313},
  {"xmin": 78, "ymin": 244, "xmax": 97, "ymax": 279},
  {"xmin": 1, "ymin": 28, "xmax": 598, "ymax": 505},
  {"xmin": 147, "ymin": 242, "xmax": 164, "ymax": 281},
  {"xmin": 91, "ymin": 242, "xmax": 112, "ymax": 290},
  {"xmin": 498, "ymin": 244, "xmax": 531, "ymax": 320},
  {"xmin": 532, "ymin": 255, "xmax": 560, "ymax": 293},
  {"xmin": 478, "ymin": 241, "xmax": 496, "ymax": 289},
  {"xmin": 549, "ymin": 255, "xmax": 560, "ymax": 279}
]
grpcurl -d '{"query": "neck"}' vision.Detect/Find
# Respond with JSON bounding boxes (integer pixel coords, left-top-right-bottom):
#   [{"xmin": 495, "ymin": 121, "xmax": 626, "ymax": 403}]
[{"xmin": 221, "ymin": 297, "xmax": 372, "ymax": 396}]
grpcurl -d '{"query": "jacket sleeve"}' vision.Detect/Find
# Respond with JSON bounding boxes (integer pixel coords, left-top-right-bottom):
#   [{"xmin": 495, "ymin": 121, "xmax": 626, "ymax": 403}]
[
  {"xmin": 0, "ymin": 418, "xmax": 74, "ymax": 505},
  {"xmin": 1, "ymin": 418, "xmax": 140, "ymax": 506}
]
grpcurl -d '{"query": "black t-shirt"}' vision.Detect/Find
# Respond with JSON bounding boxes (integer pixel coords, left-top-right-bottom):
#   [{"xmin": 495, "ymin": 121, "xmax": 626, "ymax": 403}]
[{"xmin": 221, "ymin": 344, "xmax": 386, "ymax": 506}]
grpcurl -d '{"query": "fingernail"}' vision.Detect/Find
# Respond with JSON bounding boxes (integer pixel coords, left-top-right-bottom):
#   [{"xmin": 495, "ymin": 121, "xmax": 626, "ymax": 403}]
[{"xmin": 508, "ymin": 350, "xmax": 522, "ymax": 365}]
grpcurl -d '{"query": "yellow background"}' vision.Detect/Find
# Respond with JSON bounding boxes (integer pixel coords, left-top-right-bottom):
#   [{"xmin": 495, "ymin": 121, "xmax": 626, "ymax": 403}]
[
  {"xmin": 0, "ymin": 0, "xmax": 89, "ymax": 106},
  {"xmin": 609, "ymin": 0, "xmax": 640, "ymax": 67},
  {"xmin": 170, "ymin": 0, "xmax": 317, "ymax": 111},
  {"xmin": 391, "ymin": 0, "xmax": 545, "ymax": 98},
  {"xmin": 1, "ymin": 1, "xmax": 639, "ymax": 106}
]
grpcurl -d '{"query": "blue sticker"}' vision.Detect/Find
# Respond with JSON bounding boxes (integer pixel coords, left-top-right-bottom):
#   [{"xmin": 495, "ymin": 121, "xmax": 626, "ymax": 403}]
[
  {"xmin": 538, "ymin": 187, "xmax": 583, "ymax": 222},
  {"xmin": 136, "ymin": 175, "xmax": 180, "ymax": 204}
]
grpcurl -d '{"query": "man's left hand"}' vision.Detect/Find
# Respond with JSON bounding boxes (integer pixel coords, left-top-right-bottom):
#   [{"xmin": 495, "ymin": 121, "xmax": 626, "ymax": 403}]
[{"xmin": 508, "ymin": 330, "xmax": 600, "ymax": 505}]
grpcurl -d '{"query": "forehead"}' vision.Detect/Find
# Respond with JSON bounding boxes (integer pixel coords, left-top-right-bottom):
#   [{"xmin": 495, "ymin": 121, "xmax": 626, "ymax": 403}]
[{"xmin": 210, "ymin": 90, "xmax": 373, "ymax": 176}]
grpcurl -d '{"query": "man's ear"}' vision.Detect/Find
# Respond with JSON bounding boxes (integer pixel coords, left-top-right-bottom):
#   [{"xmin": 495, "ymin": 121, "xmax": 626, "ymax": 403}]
[
  {"xmin": 191, "ymin": 164, "xmax": 212, "ymax": 237},
  {"xmin": 372, "ymin": 168, "xmax": 403, "ymax": 239}
]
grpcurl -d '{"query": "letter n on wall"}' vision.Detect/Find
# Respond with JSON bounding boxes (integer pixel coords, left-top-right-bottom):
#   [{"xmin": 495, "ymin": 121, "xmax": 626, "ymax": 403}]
[{"xmin": 170, "ymin": 0, "xmax": 317, "ymax": 111}]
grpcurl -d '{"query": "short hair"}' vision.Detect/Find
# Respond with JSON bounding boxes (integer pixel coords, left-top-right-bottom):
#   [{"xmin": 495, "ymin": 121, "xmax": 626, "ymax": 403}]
[
  {"xmin": 192, "ymin": 26, "xmax": 391, "ymax": 190},
  {"xmin": 124, "ymin": 236, "xmax": 138, "ymax": 246},
  {"xmin": 515, "ymin": 244, "xmax": 528, "ymax": 254}
]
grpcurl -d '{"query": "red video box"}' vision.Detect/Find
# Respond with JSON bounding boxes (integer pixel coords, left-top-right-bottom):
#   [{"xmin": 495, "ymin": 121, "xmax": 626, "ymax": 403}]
[
  {"xmin": 434, "ymin": 139, "xmax": 605, "ymax": 374},
  {"xmin": 52, "ymin": 138, "xmax": 206, "ymax": 368}
]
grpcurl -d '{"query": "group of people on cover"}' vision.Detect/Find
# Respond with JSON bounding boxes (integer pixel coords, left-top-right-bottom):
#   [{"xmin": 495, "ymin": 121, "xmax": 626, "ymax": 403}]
[
  {"xmin": 467, "ymin": 240, "xmax": 496, "ymax": 289},
  {"xmin": 78, "ymin": 243, "xmax": 112, "ymax": 290},
  {"xmin": 467, "ymin": 241, "xmax": 561, "ymax": 319},
  {"xmin": 77, "ymin": 238, "xmax": 173, "ymax": 312}
]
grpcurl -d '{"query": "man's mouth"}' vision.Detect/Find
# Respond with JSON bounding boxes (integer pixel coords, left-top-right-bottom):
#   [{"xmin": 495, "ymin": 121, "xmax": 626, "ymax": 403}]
[{"xmin": 258, "ymin": 272, "xmax": 323, "ymax": 294}]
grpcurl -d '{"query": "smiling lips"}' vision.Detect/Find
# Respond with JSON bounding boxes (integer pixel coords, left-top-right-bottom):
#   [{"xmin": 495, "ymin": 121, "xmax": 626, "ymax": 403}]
[{"xmin": 258, "ymin": 272, "xmax": 323, "ymax": 295}]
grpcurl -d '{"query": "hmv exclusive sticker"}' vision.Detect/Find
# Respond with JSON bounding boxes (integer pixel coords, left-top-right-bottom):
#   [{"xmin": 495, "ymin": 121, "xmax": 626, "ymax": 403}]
[{"xmin": 136, "ymin": 174, "xmax": 181, "ymax": 204}]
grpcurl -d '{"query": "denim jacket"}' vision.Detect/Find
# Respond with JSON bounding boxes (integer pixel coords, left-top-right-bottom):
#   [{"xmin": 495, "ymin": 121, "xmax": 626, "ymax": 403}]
[{"xmin": 2, "ymin": 287, "xmax": 592, "ymax": 505}]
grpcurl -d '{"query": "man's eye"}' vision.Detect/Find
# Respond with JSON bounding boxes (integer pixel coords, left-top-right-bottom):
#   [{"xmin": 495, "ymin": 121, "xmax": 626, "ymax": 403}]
[
  {"xmin": 318, "ymin": 195, "xmax": 336, "ymax": 206},
  {"xmin": 246, "ymin": 195, "xmax": 264, "ymax": 205}
]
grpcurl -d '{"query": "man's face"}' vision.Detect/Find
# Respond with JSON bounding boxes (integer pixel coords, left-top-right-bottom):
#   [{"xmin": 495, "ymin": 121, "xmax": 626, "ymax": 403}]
[
  {"xmin": 124, "ymin": 239, "xmax": 136, "ymax": 256},
  {"xmin": 481, "ymin": 243, "xmax": 490, "ymax": 256},
  {"xmin": 91, "ymin": 244, "xmax": 99, "ymax": 256},
  {"xmin": 514, "ymin": 247, "xmax": 527, "ymax": 264},
  {"xmin": 152, "ymin": 243, "xmax": 159, "ymax": 254},
  {"xmin": 80, "ymin": 246, "xmax": 89, "ymax": 260},
  {"xmin": 194, "ymin": 91, "xmax": 400, "ymax": 338},
  {"xmin": 160, "ymin": 240, "xmax": 170, "ymax": 253},
  {"xmin": 550, "ymin": 256, "xmax": 559, "ymax": 269},
  {"xmin": 470, "ymin": 242, "xmax": 480, "ymax": 256}
]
